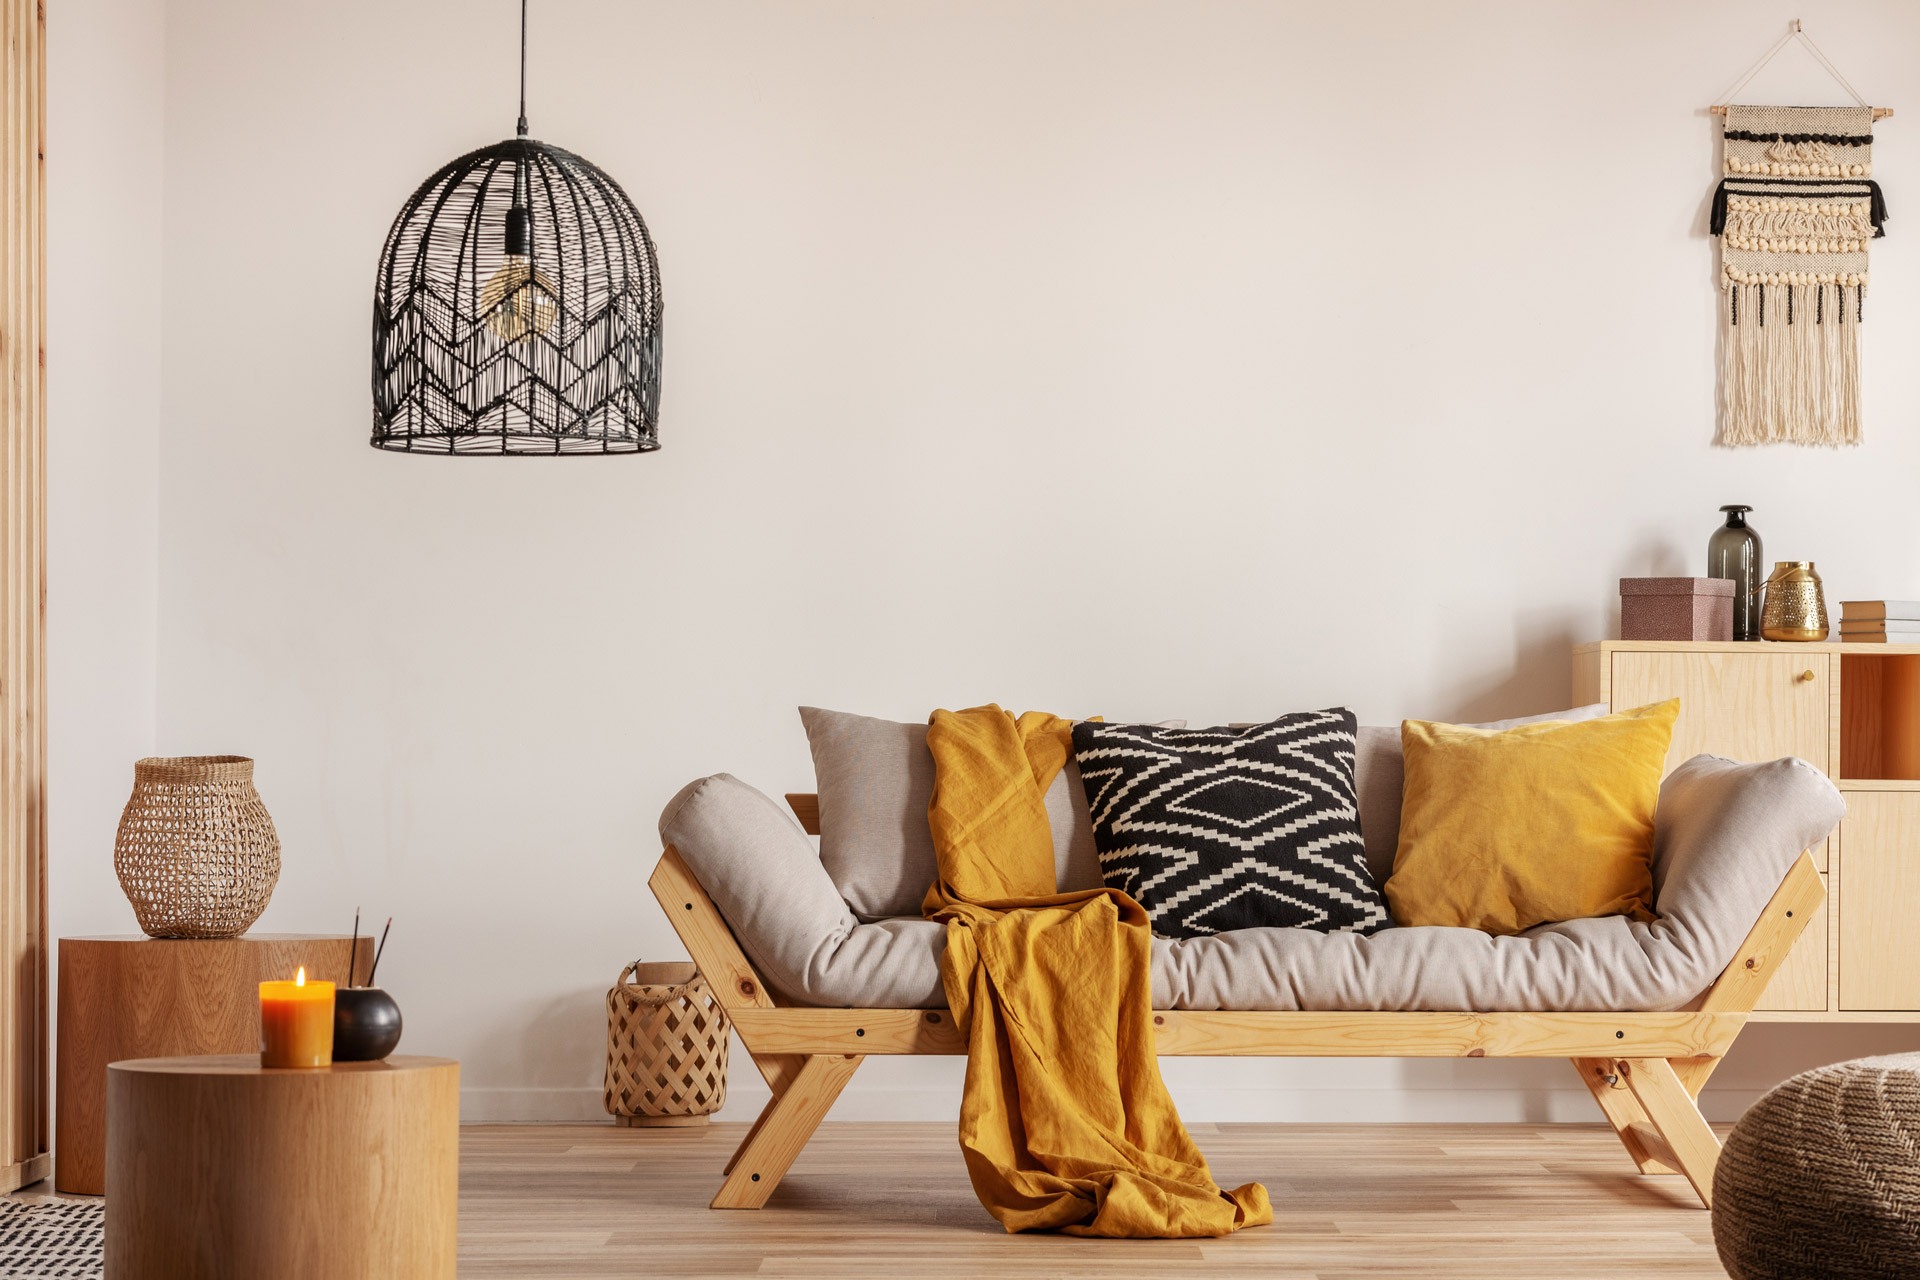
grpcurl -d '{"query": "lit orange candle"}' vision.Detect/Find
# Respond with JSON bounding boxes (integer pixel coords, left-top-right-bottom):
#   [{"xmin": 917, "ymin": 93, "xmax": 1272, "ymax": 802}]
[{"xmin": 259, "ymin": 966, "xmax": 335, "ymax": 1068}]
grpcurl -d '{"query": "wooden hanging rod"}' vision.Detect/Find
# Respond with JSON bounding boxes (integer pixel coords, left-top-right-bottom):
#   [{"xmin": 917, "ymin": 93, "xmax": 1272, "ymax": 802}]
[{"xmin": 1711, "ymin": 104, "xmax": 1893, "ymax": 120}]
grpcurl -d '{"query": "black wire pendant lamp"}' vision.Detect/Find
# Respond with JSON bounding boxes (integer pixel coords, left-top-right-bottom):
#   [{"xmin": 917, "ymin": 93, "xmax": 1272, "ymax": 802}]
[{"xmin": 371, "ymin": 0, "xmax": 661, "ymax": 455}]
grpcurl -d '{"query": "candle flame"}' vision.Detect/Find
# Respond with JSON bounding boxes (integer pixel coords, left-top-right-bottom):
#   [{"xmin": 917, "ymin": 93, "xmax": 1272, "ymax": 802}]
[{"xmin": 295, "ymin": 966, "xmax": 306, "ymax": 987}]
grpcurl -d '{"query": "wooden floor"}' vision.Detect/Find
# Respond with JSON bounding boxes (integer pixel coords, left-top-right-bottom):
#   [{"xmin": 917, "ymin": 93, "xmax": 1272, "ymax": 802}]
[{"xmin": 455, "ymin": 1121, "xmax": 1731, "ymax": 1278}]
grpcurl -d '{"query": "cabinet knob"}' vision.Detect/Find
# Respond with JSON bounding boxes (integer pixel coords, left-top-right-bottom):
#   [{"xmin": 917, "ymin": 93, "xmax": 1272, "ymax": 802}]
[{"xmin": 1798, "ymin": 669, "xmax": 1817, "ymax": 683}]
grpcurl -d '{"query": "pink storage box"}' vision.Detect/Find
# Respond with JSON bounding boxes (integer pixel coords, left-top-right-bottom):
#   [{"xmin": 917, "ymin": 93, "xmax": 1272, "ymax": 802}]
[{"xmin": 1620, "ymin": 577, "xmax": 1735, "ymax": 641}]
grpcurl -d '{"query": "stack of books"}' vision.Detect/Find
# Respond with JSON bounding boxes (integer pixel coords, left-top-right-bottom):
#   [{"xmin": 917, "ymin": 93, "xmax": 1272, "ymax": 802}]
[{"xmin": 1839, "ymin": 601, "xmax": 1920, "ymax": 642}]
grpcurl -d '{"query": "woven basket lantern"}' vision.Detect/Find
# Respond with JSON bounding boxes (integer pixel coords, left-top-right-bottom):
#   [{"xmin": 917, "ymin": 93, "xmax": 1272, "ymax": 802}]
[
  {"xmin": 605, "ymin": 961, "xmax": 730, "ymax": 1127},
  {"xmin": 113, "ymin": 755, "xmax": 281, "ymax": 939}
]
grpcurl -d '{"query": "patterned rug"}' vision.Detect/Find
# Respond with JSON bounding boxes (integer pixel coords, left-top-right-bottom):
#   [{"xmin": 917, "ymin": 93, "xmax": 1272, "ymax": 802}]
[{"xmin": 0, "ymin": 1200, "xmax": 104, "ymax": 1279}]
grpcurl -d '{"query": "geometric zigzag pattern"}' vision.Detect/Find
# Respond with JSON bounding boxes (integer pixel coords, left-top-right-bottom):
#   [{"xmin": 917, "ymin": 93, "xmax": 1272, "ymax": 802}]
[{"xmin": 1071, "ymin": 709, "xmax": 1392, "ymax": 939}]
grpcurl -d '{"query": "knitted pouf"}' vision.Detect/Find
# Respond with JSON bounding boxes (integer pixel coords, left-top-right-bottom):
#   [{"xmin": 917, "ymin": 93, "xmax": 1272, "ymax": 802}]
[{"xmin": 1713, "ymin": 1052, "xmax": 1920, "ymax": 1280}]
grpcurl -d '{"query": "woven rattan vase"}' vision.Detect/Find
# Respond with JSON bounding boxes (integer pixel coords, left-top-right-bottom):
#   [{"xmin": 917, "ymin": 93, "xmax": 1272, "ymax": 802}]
[
  {"xmin": 113, "ymin": 755, "xmax": 281, "ymax": 939},
  {"xmin": 604, "ymin": 961, "xmax": 729, "ymax": 1127}
]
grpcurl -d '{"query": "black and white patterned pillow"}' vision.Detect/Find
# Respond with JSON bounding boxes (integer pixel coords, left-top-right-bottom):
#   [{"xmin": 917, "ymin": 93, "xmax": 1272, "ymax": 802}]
[{"xmin": 1071, "ymin": 710, "xmax": 1391, "ymax": 938}]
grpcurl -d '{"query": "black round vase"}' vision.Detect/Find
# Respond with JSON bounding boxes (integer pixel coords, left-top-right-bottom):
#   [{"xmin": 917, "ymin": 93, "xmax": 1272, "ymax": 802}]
[{"xmin": 332, "ymin": 987, "xmax": 403, "ymax": 1062}]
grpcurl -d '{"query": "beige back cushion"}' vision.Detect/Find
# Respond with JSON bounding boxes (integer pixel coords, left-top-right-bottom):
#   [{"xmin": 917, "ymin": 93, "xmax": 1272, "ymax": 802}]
[{"xmin": 800, "ymin": 707, "xmax": 1163, "ymax": 920}]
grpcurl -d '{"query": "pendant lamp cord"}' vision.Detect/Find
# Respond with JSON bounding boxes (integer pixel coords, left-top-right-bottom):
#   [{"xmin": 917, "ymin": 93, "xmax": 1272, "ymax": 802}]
[{"xmin": 516, "ymin": 0, "xmax": 530, "ymax": 137}]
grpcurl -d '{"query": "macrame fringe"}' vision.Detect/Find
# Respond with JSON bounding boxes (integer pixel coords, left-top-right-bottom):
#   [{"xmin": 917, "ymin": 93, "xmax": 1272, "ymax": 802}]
[{"xmin": 1719, "ymin": 282, "xmax": 1861, "ymax": 446}]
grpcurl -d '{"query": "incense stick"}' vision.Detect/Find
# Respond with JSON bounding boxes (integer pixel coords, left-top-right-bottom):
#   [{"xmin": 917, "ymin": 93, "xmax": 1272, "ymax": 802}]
[
  {"xmin": 347, "ymin": 907, "xmax": 361, "ymax": 987},
  {"xmin": 365, "ymin": 917, "xmax": 394, "ymax": 987}
]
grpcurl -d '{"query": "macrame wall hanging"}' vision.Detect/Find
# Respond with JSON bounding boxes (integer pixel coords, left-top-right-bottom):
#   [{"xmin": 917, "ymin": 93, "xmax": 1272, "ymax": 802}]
[{"xmin": 1708, "ymin": 22, "xmax": 1892, "ymax": 447}]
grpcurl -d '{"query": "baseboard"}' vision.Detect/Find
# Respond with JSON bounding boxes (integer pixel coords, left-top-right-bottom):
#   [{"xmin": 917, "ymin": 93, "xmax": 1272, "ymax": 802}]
[
  {"xmin": 462, "ymin": 1088, "xmax": 621, "ymax": 1125},
  {"xmin": 458, "ymin": 1084, "xmax": 1771, "ymax": 1126}
]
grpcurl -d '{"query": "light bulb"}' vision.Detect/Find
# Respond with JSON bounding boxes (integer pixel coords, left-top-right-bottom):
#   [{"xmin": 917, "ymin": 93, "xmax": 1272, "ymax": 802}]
[{"xmin": 480, "ymin": 254, "xmax": 559, "ymax": 343}]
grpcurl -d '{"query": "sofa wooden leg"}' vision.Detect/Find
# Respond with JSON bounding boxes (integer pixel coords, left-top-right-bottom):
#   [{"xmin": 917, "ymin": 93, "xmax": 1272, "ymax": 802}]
[
  {"xmin": 712, "ymin": 1054, "xmax": 864, "ymax": 1209},
  {"xmin": 722, "ymin": 1091, "xmax": 780, "ymax": 1178},
  {"xmin": 721, "ymin": 1050, "xmax": 812, "ymax": 1176},
  {"xmin": 749, "ymin": 1051, "xmax": 807, "ymax": 1094},
  {"xmin": 1619, "ymin": 1057, "xmax": 1722, "ymax": 1208},
  {"xmin": 1572, "ymin": 1057, "xmax": 1679, "ymax": 1175},
  {"xmin": 1669, "ymin": 1054, "xmax": 1721, "ymax": 1098}
]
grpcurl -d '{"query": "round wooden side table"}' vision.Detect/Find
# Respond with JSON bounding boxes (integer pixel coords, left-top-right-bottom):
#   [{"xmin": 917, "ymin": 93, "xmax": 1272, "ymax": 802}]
[{"xmin": 105, "ymin": 1054, "xmax": 458, "ymax": 1280}]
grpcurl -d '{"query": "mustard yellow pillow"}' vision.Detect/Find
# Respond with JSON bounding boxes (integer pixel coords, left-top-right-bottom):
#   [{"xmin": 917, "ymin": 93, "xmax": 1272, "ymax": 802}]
[{"xmin": 1384, "ymin": 700, "xmax": 1679, "ymax": 935}]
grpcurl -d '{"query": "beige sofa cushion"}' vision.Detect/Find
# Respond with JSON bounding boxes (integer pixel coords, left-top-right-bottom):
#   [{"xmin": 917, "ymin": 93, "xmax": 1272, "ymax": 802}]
[
  {"xmin": 659, "ymin": 755, "xmax": 1842, "ymax": 1012},
  {"xmin": 800, "ymin": 707, "xmax": 1161, "ymax": 920}
]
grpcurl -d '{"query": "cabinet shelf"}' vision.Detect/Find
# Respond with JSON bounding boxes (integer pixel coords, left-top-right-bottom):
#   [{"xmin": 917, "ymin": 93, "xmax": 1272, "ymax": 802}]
[{"xmin": 1840, "ymin": 653, "xmax": 1920, "ymax": 782}]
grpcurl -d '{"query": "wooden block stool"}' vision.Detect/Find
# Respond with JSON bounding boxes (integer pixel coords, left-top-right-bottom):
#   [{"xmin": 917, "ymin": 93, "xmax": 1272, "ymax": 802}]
[
  {"xmin": 106, "ymin": 1055, "xmax": 458, "ymax": 1280},
  {"xmin": 57, "ymin": 933, "xmax": 371, "ymax": 1194}
]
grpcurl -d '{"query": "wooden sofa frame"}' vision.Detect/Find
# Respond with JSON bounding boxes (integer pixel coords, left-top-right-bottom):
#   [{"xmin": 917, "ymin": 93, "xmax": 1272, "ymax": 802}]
[{"xmin": 649, "ymin": 792, "xmax": 1826, "ymax": 1212}]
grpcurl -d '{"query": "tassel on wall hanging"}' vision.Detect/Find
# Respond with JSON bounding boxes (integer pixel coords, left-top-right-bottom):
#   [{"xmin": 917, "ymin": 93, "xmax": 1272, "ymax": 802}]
[{"xmin": 1708, "ymin": 22, "xmax": 1892, "ymax": 447}]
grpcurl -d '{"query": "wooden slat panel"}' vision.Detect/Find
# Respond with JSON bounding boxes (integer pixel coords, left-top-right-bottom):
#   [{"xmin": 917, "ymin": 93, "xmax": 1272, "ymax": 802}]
[
  {"xmin": 0, "ymin": 0, "xmax": 48, "ymax": 1193},
  {"xmin": 727, "ymin": 1007, "xmax": 1743, "ymax": 1060}
]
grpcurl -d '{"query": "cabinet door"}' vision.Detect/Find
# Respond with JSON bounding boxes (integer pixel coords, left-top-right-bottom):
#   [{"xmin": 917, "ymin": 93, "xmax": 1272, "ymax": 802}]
[
  {"xmin": 1756, "ymin": 878, "xmax": 1829, "ymax": 1012},
  {"xmin": 1839, "ymin": 791, "xmax": 1920, "ymax": 1011},
  {"xmin": 1612, "ymin": 650, "xmax": 1832, "ymax": 869},
  {"xmin": 1611, "ymin": 651, "xmax": 1831, "ymax": 774}
]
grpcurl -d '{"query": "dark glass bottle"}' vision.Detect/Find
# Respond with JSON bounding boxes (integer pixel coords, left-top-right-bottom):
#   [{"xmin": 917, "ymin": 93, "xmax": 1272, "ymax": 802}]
[{"xmin": 1709, "ymin": 505, "xmax": 1764, "ymax": 641}]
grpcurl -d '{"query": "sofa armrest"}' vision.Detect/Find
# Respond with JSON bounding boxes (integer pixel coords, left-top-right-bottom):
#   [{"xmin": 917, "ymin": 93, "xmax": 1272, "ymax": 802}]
[
  {"xmin": 657, "ymin": 774, "xmax": 944, "ymax": 1008},
  {"xmin": 1649, "ymin": 754, "xmax": 1844, "ymax": 993}
]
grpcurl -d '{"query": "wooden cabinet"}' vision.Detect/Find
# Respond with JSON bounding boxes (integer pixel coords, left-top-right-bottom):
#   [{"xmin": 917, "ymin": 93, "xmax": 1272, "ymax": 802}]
[
  {"xmin": 1574, "ymin": 640, "xmax": 1920, "ymax": 1023},
  {"xmin": 1838, "ymin": 790, "xmax": 1920, "ymax": 1011}
]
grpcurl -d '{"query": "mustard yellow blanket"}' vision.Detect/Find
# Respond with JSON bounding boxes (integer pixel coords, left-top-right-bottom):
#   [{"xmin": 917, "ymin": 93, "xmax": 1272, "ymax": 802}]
[{"xmin": 921, "ymin": 705, "xmax": 1272, "ymax": 1237}]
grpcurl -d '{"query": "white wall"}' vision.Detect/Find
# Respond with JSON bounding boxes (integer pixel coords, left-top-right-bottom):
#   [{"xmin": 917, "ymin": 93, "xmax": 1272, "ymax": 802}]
[
  {"xmin": 108, "ymin": 0, "xmax": 1920, "ymax": 1122},
  {"xmin": 46, "ymin": 0, "xmax": 166, "ymax": 963}
]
